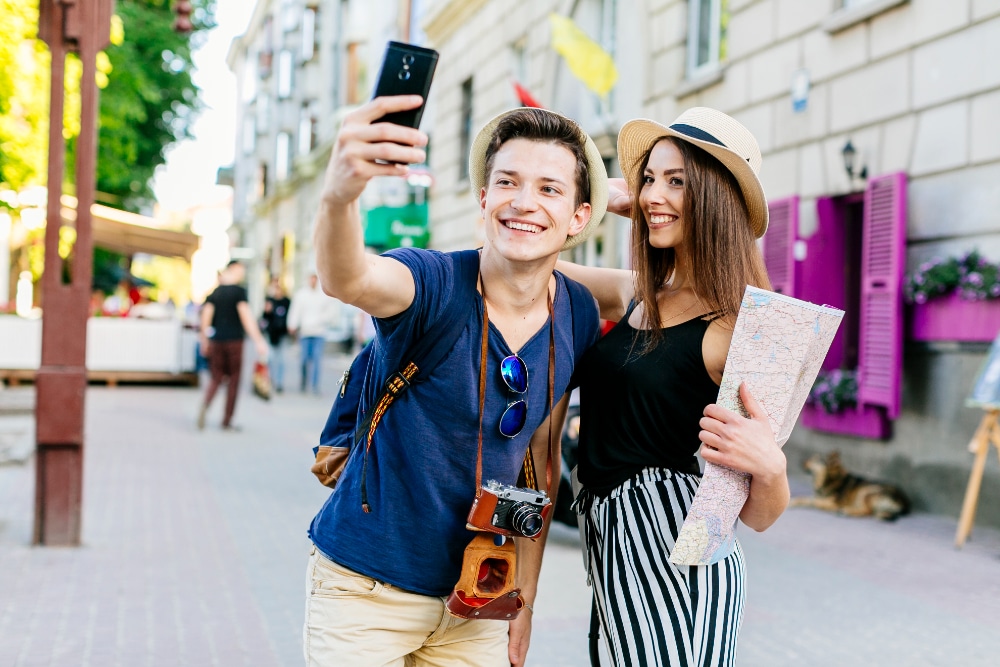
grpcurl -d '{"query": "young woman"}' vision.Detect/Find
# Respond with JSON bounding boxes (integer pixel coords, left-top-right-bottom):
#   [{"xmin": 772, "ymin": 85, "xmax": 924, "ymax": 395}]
[{"xmin": 559, "ymin": 107, "xmax": 790, "ymax": 666}]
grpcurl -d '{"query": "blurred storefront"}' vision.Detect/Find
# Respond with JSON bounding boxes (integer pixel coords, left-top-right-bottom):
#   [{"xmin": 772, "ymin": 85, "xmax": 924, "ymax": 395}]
[{"xmin": 0, "ymin": 195, "xmax": 201, "ymax": 385}]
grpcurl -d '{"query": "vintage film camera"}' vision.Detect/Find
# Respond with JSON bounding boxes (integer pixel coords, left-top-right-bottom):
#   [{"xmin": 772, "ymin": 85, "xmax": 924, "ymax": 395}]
[{"xmin": 467, "ymin": 480, "xmax": 552, "ymax": 539}]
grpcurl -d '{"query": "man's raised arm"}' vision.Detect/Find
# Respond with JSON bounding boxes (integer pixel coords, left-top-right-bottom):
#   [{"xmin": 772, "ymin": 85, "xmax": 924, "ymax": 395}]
[{"xmin": 314, "ymin": 96, "xmax": 427, "ymax": 318}]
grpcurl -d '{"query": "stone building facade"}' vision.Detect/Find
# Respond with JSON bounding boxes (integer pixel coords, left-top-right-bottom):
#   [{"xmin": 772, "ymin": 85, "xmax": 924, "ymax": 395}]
[
  {"xmin": 226, "ymin": 0, "xmax": 427, "ymax": 314},
  {"xmin": 423, "ymin": 0, "xmax": 1000, "ymax": 528}
]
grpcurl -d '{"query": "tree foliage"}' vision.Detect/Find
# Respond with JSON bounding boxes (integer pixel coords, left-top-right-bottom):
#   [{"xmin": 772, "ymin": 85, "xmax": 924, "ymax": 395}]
[
  {"xmin": 0, "ymin": 0, "xmax": 50, "ymax": 190},
  {"xmin": 94, "ymin": 0, "xmax": 217, "ymax": 210},
  {"xmin": 0, "ymin": 0, "xmax": 216, "ymax": 208}
]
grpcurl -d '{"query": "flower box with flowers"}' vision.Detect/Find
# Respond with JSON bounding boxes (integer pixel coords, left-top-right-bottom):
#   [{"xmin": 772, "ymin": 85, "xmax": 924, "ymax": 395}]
[
  {"xmin": 905, "ymin": 251, "xmax": 1000, "ymax": 343},
  {"xmin": 800, "ymin": 368, "xmax": 890, "ymax": 439}
]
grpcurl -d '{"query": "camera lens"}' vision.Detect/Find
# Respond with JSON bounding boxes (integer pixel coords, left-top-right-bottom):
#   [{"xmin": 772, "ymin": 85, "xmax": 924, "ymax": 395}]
[
  {"xmin": 510, "ymin": 503, "xmax": 543, "ymax": 538},
  {"xmin": 402, "ymin": 54, "xmax": 415, "ymax": 66},
  {"xmin": 398, "ymin": 70, "xmax": 411, "ymax": 80}
]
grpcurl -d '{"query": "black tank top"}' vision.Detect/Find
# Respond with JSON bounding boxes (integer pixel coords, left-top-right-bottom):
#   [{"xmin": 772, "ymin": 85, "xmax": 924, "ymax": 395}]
[{"xmin": 575, "ymin": 303, "xmax": 721, "ymax": 497}]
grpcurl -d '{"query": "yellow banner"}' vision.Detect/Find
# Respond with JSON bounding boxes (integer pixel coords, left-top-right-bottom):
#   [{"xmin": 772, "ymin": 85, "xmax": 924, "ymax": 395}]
[{"xmin": 549, "ymin": 13, "xmax": 618, "ymax": 97}]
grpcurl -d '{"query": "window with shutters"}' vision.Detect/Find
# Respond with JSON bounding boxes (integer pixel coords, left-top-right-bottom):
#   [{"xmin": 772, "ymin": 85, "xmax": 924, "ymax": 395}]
[{"xmin": 763, "ymin": 173, "xmax": 907, "ymax": 439}]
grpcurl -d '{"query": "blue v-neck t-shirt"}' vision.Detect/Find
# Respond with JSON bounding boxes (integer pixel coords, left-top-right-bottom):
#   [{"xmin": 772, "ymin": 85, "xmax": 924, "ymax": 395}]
[{"xmin": 308, "ymin": 248, "xmax": 599, "ymax": 596}]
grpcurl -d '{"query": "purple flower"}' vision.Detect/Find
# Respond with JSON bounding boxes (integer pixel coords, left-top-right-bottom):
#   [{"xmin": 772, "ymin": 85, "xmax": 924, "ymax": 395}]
[
  {"xmin": 916, "ymin": 293, "xmax": 927, "ymax": 304},
  {"xmin": 968, "ymin": 272, "xmax": 984, "ymax": 286}
]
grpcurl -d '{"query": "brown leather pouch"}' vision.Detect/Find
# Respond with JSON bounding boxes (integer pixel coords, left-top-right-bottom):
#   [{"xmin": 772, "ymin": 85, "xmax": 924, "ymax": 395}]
[
  {"xmin": 446, "ymin": 588, "xmax": 524, "ymax": 620},
  {"xmin": 311, "ymin": 445, "xmax": 350, "ymax": 489},
  {"xmin": 445, "ymin": 533, "xmax": 524, "ymax": 620}
]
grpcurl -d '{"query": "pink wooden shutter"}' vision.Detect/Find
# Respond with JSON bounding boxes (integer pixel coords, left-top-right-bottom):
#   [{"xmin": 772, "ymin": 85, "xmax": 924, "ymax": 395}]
[
  {"xmin": 857, "ymin": 173, "xmax": 907, "ymax": 419},
  {"xmin": 763, "ymin": 197, "xmax": 799, "ymax": 296}
]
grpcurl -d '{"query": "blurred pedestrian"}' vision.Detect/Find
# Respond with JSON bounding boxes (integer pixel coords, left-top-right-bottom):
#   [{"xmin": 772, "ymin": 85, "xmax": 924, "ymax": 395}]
[
  {"xmin": 288, "ymin": 272, "xmax": 337, "ymax": 395},
  {"xmin": 261, "ymin": 277, "xmax": 291, "ymax": 393},
  {"xmin": 559, "ymin": 108, "xmax": 787, "ymax": 666},
  {"xmin": 197, "ymin": 260, "xmax": 269, "ymax": 431}
]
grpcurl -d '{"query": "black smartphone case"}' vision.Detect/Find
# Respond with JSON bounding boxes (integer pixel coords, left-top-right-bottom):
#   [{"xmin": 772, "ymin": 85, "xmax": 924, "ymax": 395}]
[{"xmin": 371, "ymin": 41, "xmax": 439, "ymax": 129}]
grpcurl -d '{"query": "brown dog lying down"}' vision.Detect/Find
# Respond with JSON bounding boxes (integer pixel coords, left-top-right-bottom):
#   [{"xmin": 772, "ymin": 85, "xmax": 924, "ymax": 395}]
[{"xmin": 790, "ymin": 451, "xmax": 910, "ymax": 521}]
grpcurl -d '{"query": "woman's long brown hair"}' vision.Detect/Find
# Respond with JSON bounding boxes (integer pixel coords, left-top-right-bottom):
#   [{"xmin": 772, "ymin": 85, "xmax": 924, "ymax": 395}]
[{"xmin": 630, "ymin": 137, "xmax": 772, "ymax": 352}]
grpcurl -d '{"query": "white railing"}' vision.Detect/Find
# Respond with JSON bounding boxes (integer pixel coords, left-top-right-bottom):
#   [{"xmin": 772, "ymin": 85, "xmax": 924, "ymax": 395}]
[{"xmin": 0, "ymin": 315, "xmax": 197, "ymax": 374}]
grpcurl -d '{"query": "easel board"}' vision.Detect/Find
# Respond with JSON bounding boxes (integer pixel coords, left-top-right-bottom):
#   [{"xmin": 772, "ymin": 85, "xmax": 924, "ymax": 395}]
[
  {"xmin": 955, "ymin": 409, "xmax": 1000, "ymax": 548},
  {"xmin": 966, "ymin": 331, "xmax": 1000, "ymax": 409}
]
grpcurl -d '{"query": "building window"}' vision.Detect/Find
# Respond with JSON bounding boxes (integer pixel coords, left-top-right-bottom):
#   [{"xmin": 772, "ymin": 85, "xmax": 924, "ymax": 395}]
[
  {"xmin": 242, "ymin": 49, "xmax": 257, "ymax": 102},
  {"xmin": 242, "ymin": 116, "xmax": 256, "ymax": 155},
  {"xmin": 256, "ymin": 94, "xmax": 270, "ymax": 134},
  {"xmin": 281, "ymin": 0, "xmax": 298, "ymax": 32},
  {"xmin": 277, "ymin": 50, "xmax": 294, "ymax": 99},
  {"xmin": 260, "ymin": 15, "xmax": 274, "ymax": 78},
  {"xmin": 256, "ymin": 162, "xmax": 269, "ymax": 201},
  {"xmin": 824, "ymin": 0, "xmax": 908, "ymax": 33},
  {"xmin": 299, "ymin": 102, "xmax": 318, "ymax": 156},
  {"xmin": 602, "ymin": 0, "xmax": 617, "ymax": 113},
  {"xmin": 511, "ymin": 38, "xmax": 527, "ymax": 86},
  {"xmin": 763, "ymin": 174, "xmax": 908, "ymax": 439},
  {"xmin": 275, "ymin": 132, "xmax": 291, "ymax": 182},
  {"xmin": 687, "ymin": 0, "xmax": 727, "ymax": 79},
  {"xmin": 302, "ymin": 7, "xmax": 318, "ymax": 61},
  {"xmin": 458, "ymin": 78, "xmax": 473, "ymax": 181}
]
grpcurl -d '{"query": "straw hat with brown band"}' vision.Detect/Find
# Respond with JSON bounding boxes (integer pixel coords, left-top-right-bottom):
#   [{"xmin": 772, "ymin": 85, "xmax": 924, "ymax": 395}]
[
  {"xmin": 616, "ymin": 107, "xmax": 769, "ymax": 239},
  {"xmin": 468, "ymin": 107, "xmax": 609, "ymax": 251}
]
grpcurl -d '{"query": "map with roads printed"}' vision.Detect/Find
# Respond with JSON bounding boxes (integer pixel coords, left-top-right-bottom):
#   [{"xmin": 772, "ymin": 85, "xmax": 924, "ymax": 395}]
[{"xmin": 670, "ymin": 287, "xmax": 844, "ymax": 566}]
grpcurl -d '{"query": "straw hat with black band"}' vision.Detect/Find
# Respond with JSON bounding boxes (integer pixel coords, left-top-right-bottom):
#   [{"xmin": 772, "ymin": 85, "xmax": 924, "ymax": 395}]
[
  {"xmin": 469, "ymin": 108, "xmax": 609, "ymax": 251},
  {"xmin": 617, "ymin": 107, "xmax": 768, "ymax": 239}
]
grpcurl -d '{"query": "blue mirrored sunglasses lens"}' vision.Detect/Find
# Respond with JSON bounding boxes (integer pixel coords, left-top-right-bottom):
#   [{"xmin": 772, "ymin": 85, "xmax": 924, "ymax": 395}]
[
  {"xmin": 499, "ymin": 400, "xmax": 527, "ymax": 438},
  {"xmin": 500, "ymin": 355, "xmax": 528, "ymax": 393}
]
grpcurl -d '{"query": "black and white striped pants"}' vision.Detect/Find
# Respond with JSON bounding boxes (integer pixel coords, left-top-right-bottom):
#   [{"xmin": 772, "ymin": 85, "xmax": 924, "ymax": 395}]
[{"xmin": 578, "ymin": 468, "xmax": 746, "ymax": 667}]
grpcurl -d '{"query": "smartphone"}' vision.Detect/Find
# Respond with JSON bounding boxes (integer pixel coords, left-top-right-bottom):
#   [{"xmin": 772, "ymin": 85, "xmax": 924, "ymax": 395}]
[{"xmin": 371, "ymin": 41, "xmax": 439, "ymax": 130}]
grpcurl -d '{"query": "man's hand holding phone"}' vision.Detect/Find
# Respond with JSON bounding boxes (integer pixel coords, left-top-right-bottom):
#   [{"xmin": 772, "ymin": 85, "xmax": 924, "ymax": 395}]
[
  {"xmin": 321, "ymin": 41, "xmax": 437, "ymax": 207},
  {"xmin": 320, "ymin": 96, "xmax": 428, "ymax": 207}
]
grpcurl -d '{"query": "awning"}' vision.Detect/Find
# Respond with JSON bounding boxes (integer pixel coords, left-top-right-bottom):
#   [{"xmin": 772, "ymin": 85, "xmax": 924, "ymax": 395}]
[{"xmin": 60, "ymin": 195, "xmax": 200, "ymax": 261}]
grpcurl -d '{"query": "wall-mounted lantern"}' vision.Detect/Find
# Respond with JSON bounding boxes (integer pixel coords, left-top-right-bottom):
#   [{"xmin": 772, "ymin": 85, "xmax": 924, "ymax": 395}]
[{"xmin": 841, "ymin": 139, "xmax": 868, "ymax": 182}]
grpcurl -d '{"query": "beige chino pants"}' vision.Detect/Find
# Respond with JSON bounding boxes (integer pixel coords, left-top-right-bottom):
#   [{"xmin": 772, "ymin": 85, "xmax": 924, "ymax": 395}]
[{"xmin": 303, "ymin": 547, "xmax": 509, "ymax": 666}]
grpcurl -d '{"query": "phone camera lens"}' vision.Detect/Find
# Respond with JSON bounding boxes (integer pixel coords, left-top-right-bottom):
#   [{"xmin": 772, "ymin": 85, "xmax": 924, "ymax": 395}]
[
  {"xmin": 398, "ymin": 70, "xmax": 411, "ymax": 81},
  {"xmin": 402, "ymin": 54, "xmax": 415, "ymax": 66}
]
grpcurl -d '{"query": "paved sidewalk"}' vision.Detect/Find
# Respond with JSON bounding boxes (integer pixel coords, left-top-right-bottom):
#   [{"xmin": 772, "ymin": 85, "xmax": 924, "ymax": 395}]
[{"xmin": 2, "ymin": 352, "xmax": 1000, "ymax": 666}]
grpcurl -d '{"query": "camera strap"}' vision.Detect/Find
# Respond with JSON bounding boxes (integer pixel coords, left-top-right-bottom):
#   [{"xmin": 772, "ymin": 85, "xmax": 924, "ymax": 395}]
[{"xmin": 475, "ymin": 274, "xmax": 556, "ymax": 499}]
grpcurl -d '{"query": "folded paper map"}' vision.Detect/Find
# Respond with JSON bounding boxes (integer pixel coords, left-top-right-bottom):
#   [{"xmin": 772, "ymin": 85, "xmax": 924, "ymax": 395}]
[{"xmin": 669, "ymin": 287, "xmax": 844, "ymax": 566}]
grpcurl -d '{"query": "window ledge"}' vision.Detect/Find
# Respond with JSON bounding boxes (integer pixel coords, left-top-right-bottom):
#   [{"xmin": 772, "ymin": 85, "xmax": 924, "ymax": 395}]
[
  {"xmin": 673, "ymin": 67, "xmax": 725, "ymax": 99},
  {"xmin": 822, "ymin": 0, "xmax": 909, "ymax": 34}
]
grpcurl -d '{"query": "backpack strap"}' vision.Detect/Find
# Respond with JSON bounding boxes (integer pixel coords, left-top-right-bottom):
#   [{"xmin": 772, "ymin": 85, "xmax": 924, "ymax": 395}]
[{"xmin": 356, "ymin": 249, "xmax": 480, "ymax": 511}]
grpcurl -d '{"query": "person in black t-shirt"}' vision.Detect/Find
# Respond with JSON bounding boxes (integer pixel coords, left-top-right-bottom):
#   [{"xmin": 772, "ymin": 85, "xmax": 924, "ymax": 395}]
[
  {"xmin": 261, "ymin": 277, "xmax": 291, "ymax": 393},
  {"xmin": 197, "ymin": 260, "xmax": 269, "ymax": 430}
]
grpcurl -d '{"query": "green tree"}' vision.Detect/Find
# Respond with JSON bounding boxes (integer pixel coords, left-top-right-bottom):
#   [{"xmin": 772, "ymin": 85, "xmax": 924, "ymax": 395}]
[
  {"xmin": 0, "ymin": 0, "xmax": 50, "ymax": 190},
  {"xmin": 93, "ymin": 0, "xmax": 217, "ymax": 210},
  {"xmin": 0, "ymin": 0, "xmax": 216, "ymax": 207}
]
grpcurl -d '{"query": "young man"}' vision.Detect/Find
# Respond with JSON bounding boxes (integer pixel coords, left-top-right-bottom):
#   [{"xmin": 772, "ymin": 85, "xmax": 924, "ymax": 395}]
[
  {"xmin": 288, "ymin": 272, "xmax": 339, "ymax": 394},
  {"xmin": 197, "ymin": 260, "xmax": 269, "ymax": 430},
  {"xmin": 304, "ymin": 96, "xmax": 608, "ymax": 667}
]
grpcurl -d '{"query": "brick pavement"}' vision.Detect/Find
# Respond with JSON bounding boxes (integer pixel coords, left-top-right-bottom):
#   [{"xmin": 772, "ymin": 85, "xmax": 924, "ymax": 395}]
[{"xmin": 2, "ymin": 349, "xmax": 1000, "ymax": 666}]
